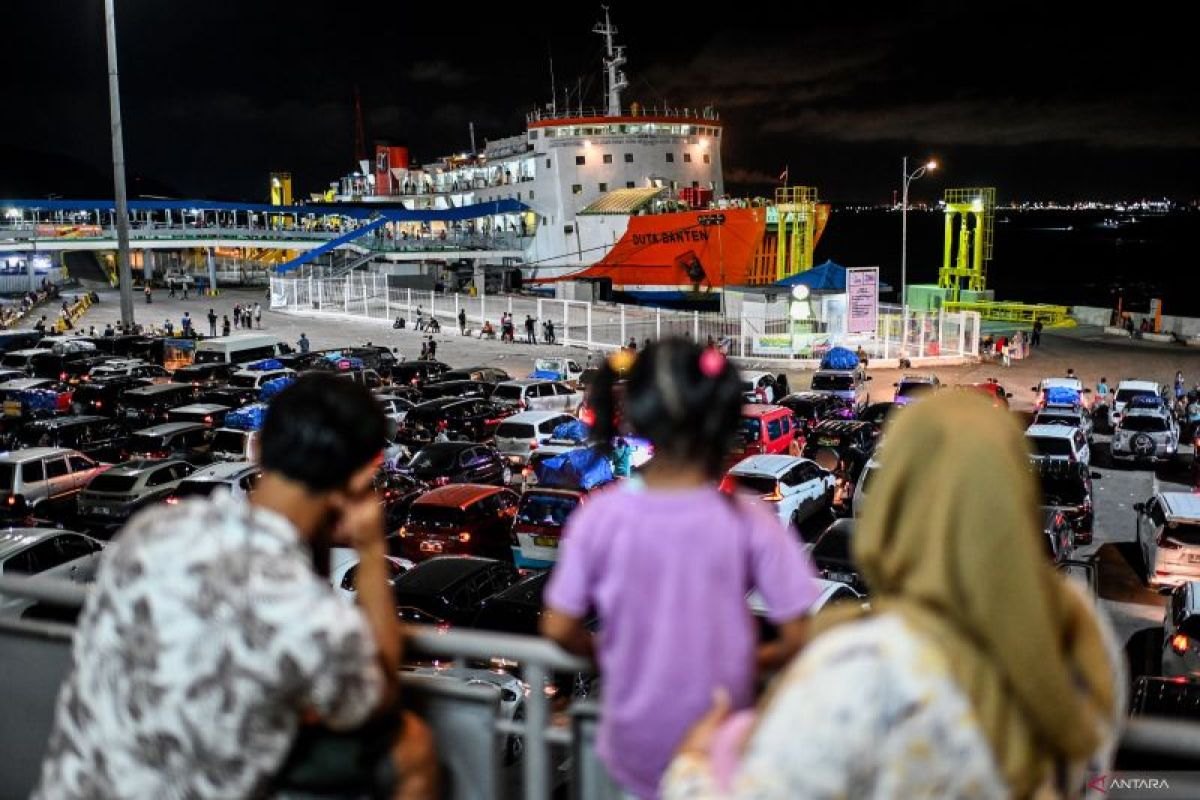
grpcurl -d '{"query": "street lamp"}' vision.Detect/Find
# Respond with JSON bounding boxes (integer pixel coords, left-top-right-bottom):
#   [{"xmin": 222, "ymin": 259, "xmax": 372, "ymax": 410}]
[{"xmin": 900, "ymin": 156, "xmax": 937, "ymax": 345}]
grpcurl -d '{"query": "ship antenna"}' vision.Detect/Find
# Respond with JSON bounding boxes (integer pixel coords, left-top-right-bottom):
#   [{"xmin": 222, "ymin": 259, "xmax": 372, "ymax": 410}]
[
  {"xmin": 593, "ymin": 6, "xmax": 627, "ymax": 115},
  {"xmin": 548, "ymin": 49, "xmax": 557, "ymax": 116}
]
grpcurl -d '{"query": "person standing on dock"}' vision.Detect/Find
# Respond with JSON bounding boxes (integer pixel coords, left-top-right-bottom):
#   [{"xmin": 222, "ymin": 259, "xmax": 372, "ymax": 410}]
[
  {"xmin": 207, "ymin": 308, "xmax": 217, "ymax": 337},
  {"xmin": 1031, "ymin": 320, "xmax": 1043, "ymax": 347}
]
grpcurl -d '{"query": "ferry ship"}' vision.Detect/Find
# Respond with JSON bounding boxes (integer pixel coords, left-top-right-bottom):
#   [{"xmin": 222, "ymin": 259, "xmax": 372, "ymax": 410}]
[{"xmin": 331, "ymin": 9, "xmax": 827, "ymax": 306}]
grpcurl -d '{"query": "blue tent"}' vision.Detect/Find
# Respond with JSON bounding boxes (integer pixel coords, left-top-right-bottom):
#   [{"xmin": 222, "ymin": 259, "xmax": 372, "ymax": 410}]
[{"xmin": 775, "ymin": 260, "xmax": 848, "ymax": 291}]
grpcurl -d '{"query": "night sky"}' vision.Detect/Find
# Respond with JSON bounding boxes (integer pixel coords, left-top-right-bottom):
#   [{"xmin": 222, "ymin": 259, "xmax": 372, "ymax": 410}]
[{"xmin": 4, "ymin": 1, "xmax": 1197, "ymax": 204}]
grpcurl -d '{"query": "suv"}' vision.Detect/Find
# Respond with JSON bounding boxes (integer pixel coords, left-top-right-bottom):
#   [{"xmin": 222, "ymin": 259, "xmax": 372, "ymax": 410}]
[
  {"xmin": 70, "ymin": 375, "xmax": 150, "ymax": 416},
  {"xmin": 732, "ymin": 405, "xmax": 801, "ymax": 462},
  {"xmin": 1108, "ymin": 380, "xmax": 1161, "ymax": 428},
  {"xmin": 416, "ymin": 380, "xmax": 494, "ymax": 402},
  {"xmin": 167, "ymin": 403, "xmax": 230, "ymax": 429},
  {"xmin": 397, "ymin": 485, "xmax": 519, "ymax": 562},
  {"xmin": 123, "ymin": 422, "xmax": 211, "ymax": 462},
  {"xmin": 892, "ymin": 374, "xmax": 941, "ymax": 406},
  {"xmin": 166, "ymin": 461, "xmax": 262, "ymax": 503},
  {"xmin": 1112, "ymin": 398, "xmax": 1178, "ymax": 464},
  {"xmin": 809, "ymin": 370, "xmax": 870, "ymax": 411},
  {"xmin": 227, "ymin": 368, "xmax": 295, "ymax": 390},
  {"xmin": 403, "ymin": 442, "xmax": 510, "ymax": 486},
  {"xmin": 722, "ymin": 455, "xmax": 834, "ymax": 528},
  {"xmin": 76, "ymin": 459, "xmax": 196, "ymax": 525},
  {"xmin": 775, "ymin": 392, "xmax": 855, "ymax": 439},
  {"xmin": 171, "ymin": 363, "xmax": 236, "ymax": 387},
  {"xmin": 399, "ymin": 398, "xmax": 511, "ymax": 446},
  {"xmin": 493, "ymin": 411, "xmax": 577, "ymax": 467},
  {"xmin": 390, "ymin": 360, "xmax": 450, "ymax": 388},
  {"xmin": 209, "ymin": 427, "xmax": 261, "ymax": 463},
  {"xmin": 15, "ymin": 416, "xmax": 128, "ymax": 464},
  {"xmin": 1136, "ymin": 492, "xmax": 1200, "ymax": 590},
  {"xmin": 440, "ymin": 366, "xmax": 511, "ymax": 384},
  {"xmin": 0, "ymin": 447, "xmax": 106, "ymax": 516},
  {"xmin": 118, "ymin": 383, "xmax": 197, "ymax": 428},
  {"xmin": 491, "ymin": 380, "xmax": 581, "ymax": 412},
  {"xmin": 391, "ymin": 556, "xmax": 521, "ymax": 627},
  {"xmin": 1033, "ymin": 401, "xmax": 1094, "ymax": 440},
  {"xmin": 1032, "ymin": 378, "xmax": 1092, "ymax": 411},
  {"xmin": 1025, "ymin": 424, "xmax": 1090, "ymax": 465},
  {"xmin": 801, "ymin": 419, "xmax": 879, "ymax": 480},
  {"xmin": 1032, "ymin": 458, "xmax": 1097, "ymax": 545},
  {"xmin": 1162, "ymin": 581, "xmax": 1200, "ymax": 678},
  {"xmin": 86, "ymin": 360, "xmax": 172, "ymax": 383}
]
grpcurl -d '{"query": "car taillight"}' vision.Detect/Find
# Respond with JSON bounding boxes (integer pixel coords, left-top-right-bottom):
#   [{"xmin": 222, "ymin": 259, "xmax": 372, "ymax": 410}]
[
  {"xmin": 1172, "ymin": 633, "xmax": 1190, "ymax": 655},
  {"xmin": 165, "ymin": 496, "xmax": 179, "ymax": 505},
  {"xmin": 433, "ymin": 477, "xmax": 449, "ymax": 486},
  {"xmin": 93, "ymin": 401, "xmax": 102, "ymax": 408},
  {"xmin": 6, "ymin": 495, "xmax": 15, "ymax": 506},
  {"xmin": 485, "ymin": 418, "xmax": 505, "ymax": 425},
  {"xmin": 518, "ymin": 399, "xmax": 527, "ymax": 410},
  {"xmin": 458, "ymin": 532, "xmax": 472, "ymax": 543},
  {"xmin": 763, "ymin": 485, "xmax": 783, "ymax": 502},
  {"xmin": 718, "ymin": 476, "xmax": 734, "ymax": 494},
  {"xmin": 203, "ymin": 415, "xmax": 213, "ymax": 425},
  {"xmin": 59, "ymin": 372, "xmax": 67, "ymax": 381}
]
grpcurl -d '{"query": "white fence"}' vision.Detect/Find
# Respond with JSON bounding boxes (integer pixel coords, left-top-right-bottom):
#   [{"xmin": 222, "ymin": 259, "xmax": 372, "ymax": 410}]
[{"xmin": 270, "ymin": 273, "xmax": 981, "ymax": 365}]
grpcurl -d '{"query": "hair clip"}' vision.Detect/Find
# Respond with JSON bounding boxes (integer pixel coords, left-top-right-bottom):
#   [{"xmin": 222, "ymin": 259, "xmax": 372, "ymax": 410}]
[{"xmin": 699, "ymin": 347, "xmax": 725, "ymax": 378}]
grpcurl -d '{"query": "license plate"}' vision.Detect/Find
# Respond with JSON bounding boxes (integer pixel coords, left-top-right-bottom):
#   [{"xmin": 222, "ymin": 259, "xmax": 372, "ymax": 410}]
[
  {"xmin": 828, "ymin": 571, "xmax": 856, "ymax": 583},
  {"xmin": 92, "ymin": 507, "xmax": 110, "ymax": 516},
  {"xmin": 533, "ymin": 536, "xmax": 560, "ymax": 548},
  {"xmin": 419, "ymin": 541, "xmax": 443, "ymax": 553}
]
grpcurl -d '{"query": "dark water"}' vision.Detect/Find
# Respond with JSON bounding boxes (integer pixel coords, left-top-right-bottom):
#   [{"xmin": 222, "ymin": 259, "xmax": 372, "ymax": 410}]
[{"xmin": 814, "ymin": 209, "xmax": 1200, "ymax": 316}]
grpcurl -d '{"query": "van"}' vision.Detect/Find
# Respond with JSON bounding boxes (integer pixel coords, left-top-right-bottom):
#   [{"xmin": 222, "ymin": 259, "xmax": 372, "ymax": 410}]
[
  {"xmin": 494, "ymin": 411, "xmax": 577, "ymax": 467},
  {"xmin": 123, "ymin": 422, "xmax": 211, "ymax": 463},
  {"xmin": 209, "ymin": 427, "xmax": 262, "ymax": 463},
  {"xmin": 1137, "ymin": 492, "xmax": 1200, "ymax": 591},
  {"xmin": 193, "ymin": 334, "xmax": 290, "ymax": 366}
]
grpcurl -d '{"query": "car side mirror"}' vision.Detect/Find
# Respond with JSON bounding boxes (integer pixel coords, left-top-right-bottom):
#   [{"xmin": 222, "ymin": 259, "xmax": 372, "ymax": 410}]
[{"xmin": 1133, "ymin": 502, "xmax": 1146, "ymax": 514}]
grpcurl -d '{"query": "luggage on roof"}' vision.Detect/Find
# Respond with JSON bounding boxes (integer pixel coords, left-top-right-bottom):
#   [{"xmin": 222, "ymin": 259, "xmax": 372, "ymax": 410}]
[
  {"xmin": 225, "ymin": 402, "xmax": 269, "ymax": 431},
  {"xmin": 245, "ymin": 359, "xmax": 284, "ymax": 371},
  {"xmin": 534, "ymin": 445, "xmax": 613, "ymax": 490},
  {"xmin": 819, "ymin": 346, "xmax": 859, "ymax": 372},
  {"xmin": 551, "ymin": 419, "xmax": 590, "ymax": 443},
  {"xmin": 259, "ymin": 376, "xmax": 296, "ymax": 401}
]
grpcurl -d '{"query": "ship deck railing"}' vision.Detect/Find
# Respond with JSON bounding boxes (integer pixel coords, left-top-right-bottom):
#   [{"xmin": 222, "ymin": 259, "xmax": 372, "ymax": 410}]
[{"xmin": 526, "ymin": 105, "xmax": 720, "ymax": 123}]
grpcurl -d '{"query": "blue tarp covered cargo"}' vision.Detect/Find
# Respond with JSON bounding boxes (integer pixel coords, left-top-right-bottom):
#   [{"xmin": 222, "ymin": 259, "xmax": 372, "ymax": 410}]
[
  {"xmin": 534, "ymin": 446, "xmax": 613, "ymax": 490},
  {"xmin": 259, "ymin": 376, "xmax": 296, "ymax": 401},
  {"xmin": 528, "ymin": 369, "xmax": 560, "ymax": 381},
  {"xmin": 226, "ymin": 402, "xmax": 269, "ymax": 431},
  {"xmin": 246, "ymin": 359, "xmax": 284, "ymax": 372},
  {"xmin": 1045, "ymin": 386, "xmax": 1081, "ymax": 406},
  {"xmin": 551, "ymin": 419, "xmax": 591, "ymax": 443},
  {"xmin": 820, "ymin": 346, "xmax": 859, "ymax": 371}
]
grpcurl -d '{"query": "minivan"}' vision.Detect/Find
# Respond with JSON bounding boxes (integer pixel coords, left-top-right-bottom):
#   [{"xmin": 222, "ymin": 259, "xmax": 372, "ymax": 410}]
[
  {"xmin": 0, "ymin": 447, "xmax": 107, "ymax": 516},
  {"xmin": 493, "ymin": 411, "xmax": 577, "ymax": 467},
  {"xmin": 192, "ymin": 334, "xmax": 290, "ymax": 366},
  {"xmin": 123, "ymin": 422, "xmax": 211, "ymax": 462}
]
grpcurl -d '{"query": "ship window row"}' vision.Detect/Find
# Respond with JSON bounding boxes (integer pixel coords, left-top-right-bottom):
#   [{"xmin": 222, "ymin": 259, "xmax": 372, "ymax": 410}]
[
  {"xmin": 573, "ymin": 180, "xmax": 700, "ymax": 195},
  {"xmin": 573, "ymin": 152, "xmax": 711, "ymax": 166},
  {"xmin": 537, "ymin": 124, "xmax": 721, "ymax": 138}
]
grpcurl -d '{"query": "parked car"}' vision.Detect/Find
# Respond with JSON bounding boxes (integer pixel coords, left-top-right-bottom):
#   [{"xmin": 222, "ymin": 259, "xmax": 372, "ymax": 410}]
[
  {"xmin": 0, "ymin": 378, "xmax": 74, "ymax": 418},
  {"xmin": 417, "ymin": 380, "xmax": 494, "ymax": 402},
  {"xmin": 207, "ymin": 427, "xmax": 261, "ymax": 463},
  {"xmin": 851, "ymin": 454, "xmax": 881, "ymax": 518},
  {"xmin": 809, "ymin": 370, "xmax": 871, "ymax": 411},
  {"xmin": 809, "ymin": 518, "xmax": 867, "ymax": 594},
  {"xmin": 857, "ymin": 401, "xmax": 900, "ymax": 430},
  {"xmin": 474, "ymin": 570, "xmax": 553, "ymax": 635},
  {"xmin": 720, "ymin": 455, "xmax": 834, "ymax": 528},
  {"xmin": 0, "ymin": 447, "xmax": 107, "ymax": 517},
  {"xmin": 227, "ymin": 367, "xmax": 295, "ymax": 390},
  {"xmin": 171, "ymin": 362, "xmax": 236, "ymax": 387},
  {"xmin": 1025, "ymin": 423, "xmax": 1091, "ymax": 465},
  {"xmin": 439, "ymin": 366, "xmax": 512, "ymax": 384},
  {"xmin": 958, "ymin": 379, "xmax": 1012, "ymax": 408},
  {"xmin": 117, "ymin": 383, "xmax": 197, "ymax": 428},
  {"xmin": 510, "ymin": 488, "xmax": 586, "ymax": 569},
  {"xmin": 373, "ymin": 469, "xmax": 427, "ymax": 534},
  {"xmin": 1162, "ymin": 581, "xmax": 1200, "ymax": 679},
  {"xmin": 15, "ymin": 415, "xmax": 128, "ymax": 464},
  {"xmin": 390, "ymin": 360, "xmax": 450, "ymax": 388},
  {"xmin": 403, "ymin": 442, "xmax": 511, "ymax": 487},
  {"xmin": 1032, "ymin": 377, "xmax": 1093, "ymax": 412},
  {"xmin": 69, "ymin": 375, "xmax": 149, "ymax": 415},
  {"xmin": 1033, "ymin": 402, "xmax": 1094, "ymax": 440},
  {"xmin": 122, "ymin": 422, "xmax": 211, "ymax": 462},
  {"xmin": 774, "ymin": 392, "xmax": 855, "ymax": 438},
  {"xmin": 396, "ymin": 484, "xmax": 519, "ymax": 562},
  {"xmin": 167, "ymin": 403, "xmax": 230, "ymax": 429},
  {"xmin": 197, "ymin": 386, "xmax": 258, "ymax": 410},
  {"xmin": 491, "ymin": 379, "xmax": 581, "ymax": 413},
  {"xmin": 76, "ymin": 459, "xmax": 195, "ymax": 526},
  {"xmin": 31, "ymin": 353, "xmax": 111, "ymax": 383},
  {"xmin": 375, "ymin": 393, "xmax": 415, "ymax": 425},
  {"xmin": 800, "ymin": 419, "xmax": 879, "ymax": 480},
  {"xmin": 391, "ymin": 555, "xmax": 521, "ymax": 625},
  {"xmin": 1041, "ymin": 507, "xmax": 1076, "ymax": 563},
  {"xmin": 329, "ymin": 547, "xmax": 413, "ymax": 604},
  {"xmin": 892, "ymin": 374, "xmax": 941, "ymax": 406},
  {"xmin": 1109, "ymin": 379, "xmax": 1162, "ymax": 429},
  {"xmin": 1112, "ymin": 399, "xmax": 1179, "ymax": 464},
  {"xmin": 165, "ymin": 461, "xmax": 261, "ymax": 503},
  {"xmin": 1136, "ymin": 492, "xmax": 1200, "ymax": 590},
  {"xmin": 529, "ymin": 357, "xmax": 585, "ymax": 386},
  {"xmin": 85, "ymin": 359, "xmax": 172, "ymax": 383},
  {"xmin": 1032, "ymin": 457, "xmax": 1097, "ymax": 545},
  {"xmin": 493, "ymin": 411, "xmax": 578, "ymax": 467},
  {"xmin": 731, "ymin": 405, "xmax": 802, "ymax": 462},
  {"xmin": 0, "ymin": 528, "xmax": 104, "ymax": 616},
  {"xmin": 399, "ymin": 398, "xmax": 512, "ymax": 445}
]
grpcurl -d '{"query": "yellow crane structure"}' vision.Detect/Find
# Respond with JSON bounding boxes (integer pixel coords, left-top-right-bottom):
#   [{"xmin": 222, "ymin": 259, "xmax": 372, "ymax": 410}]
[{"xmin": 773, "ymin": 185, "xmax": 819, "ymax": 281}]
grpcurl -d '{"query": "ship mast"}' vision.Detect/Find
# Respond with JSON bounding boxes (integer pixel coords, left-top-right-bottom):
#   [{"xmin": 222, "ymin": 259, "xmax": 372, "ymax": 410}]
[{"xmin": 593, "ymin": 6, "xmax": 627, "ymax": 116}]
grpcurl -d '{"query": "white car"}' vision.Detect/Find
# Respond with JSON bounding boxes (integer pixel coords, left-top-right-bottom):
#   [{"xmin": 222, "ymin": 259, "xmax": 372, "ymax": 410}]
[
  {"xmin": 227, "ymin": 368, "xmax": 295, "ymax": 390},
  {"xmin": 329, "ymin": 547, "xmax": 413, "ymax": 604},
  {"xmin": 87, "ymin": 360, "xmax": 172, "ymax": 382},
  {"xmin": 1162, "ymin": 581, "xmax": 1200, "ymax": 678},
  {"xmin": 1110, "ymin": 380, "xmax": 1162, "ymax": 429},
  {"xmin": 748, "ymin": 578, "xmax": 866, "ymax": 620},
  {"xmin": 851, "ymin": 455, "xmax": 882, "ymax": 518},
  {"xmin": 0, "ymin": 528, "xmax": 104, "ymax": 617},
  {"xmin": 1111, "ymin": 403, "xmax": 1179, "ymax": 463},
  {"xmin": 493, "ymin": 411, "xmax": 579, "ymax": 467},
  {"xmin": 1025, "ymin": 424, "xmax": 1090, "ymax": 465},
  {"xmin": 1137, "ymin": 492, "xmax": 1200, "ymax": 590},
  {"xmin": 491, "ymin": 380, "xmax": 581, "ymax": 412},
  {"xmin": 741, "ymin": 371, "xmax": 781, "ymax": 404},
  {"xmin": 1033, "ymin": 377, "xmax": 1091, "ymax": 411},
  {"xmin": 402, "ymin": 665, "xmax": 532, "ymax": 765},
  {"xmin": 166, "ymin": 461, "xmax": 262, "ymax": 502},
  {"xmin": 722, "ymin": 454, "xmax": 834, "ymax": 527}
]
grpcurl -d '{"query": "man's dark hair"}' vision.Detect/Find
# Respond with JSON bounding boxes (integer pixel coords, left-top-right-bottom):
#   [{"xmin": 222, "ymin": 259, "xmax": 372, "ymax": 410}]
[{"xmin": 261, "ymin": 373, "xmax": 385, "ymax": 492}]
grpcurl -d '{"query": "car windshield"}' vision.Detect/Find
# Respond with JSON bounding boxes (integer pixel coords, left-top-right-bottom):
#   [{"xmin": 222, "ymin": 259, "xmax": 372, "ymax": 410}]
[
  {"xmin": 811, "ymin": 374, "xmax": 854, "ymax": 391},
  {"xmin": 517, "ymin": 493, "xmax": 579, "ymax": 526},
  {"xmin": 1121, "ymin": 415, "xmax": 1169, "ymax": 432},
  {"xmin": 87, "ymin": 473, "xmax": 140, "ymax": 493},
  {"xmin": 534, "ymin": 359, "xmax": 560, "ymax": 373},
  {"xmin": 409, "ymin": 447, "xmax": 459, "ymax": 471},
  {"xmin": 1116, "ymin": 389, "xmax": 1159, "ymax": 406},
  {"xmin": 173, "ymin": 479, "xmax": 223, "ymax": 498},
  {"xmin": 496, "ymin": 422, "xmax": 536, "ymax": 440},
  {"xmin": 729, "ymin": 474, "xmax": 778, "ymax": 495},
  {"xmin": 407, "ymin": 505, "xmax": 466, "ymax": 527},
  {"xmin": 896, "ymin": 382, "xmax": 935, "ymax": 397},
  {"xmin": 1035, "ymin": 412, "xmax": 1077, "ymax": 427},
  {"xmin": 1165, "ymin": 523, "xmax": 1200, "ymax": 547},
  {"xmin": 211, "ymin": 430, "xmax": 246, "ymax": 453},
  {"xmin": 493, "ymin": 385, "xmax": 522, "ymax": 401},
  {"xmin": 1029, "ymin": 436, "xmax": 1072, "ymax": 457},
  {"xmin": 127, "ymin": 434, "xmax": 166, "ymax": 453},
  {"xmin": 1038, "ymin": 474, "xmax": 1087, "ymax": 505},
  {"xmin": 738, "ymin": 417, "xmax": 762, "ymax": 443},
  {"xmin": 229, "ymin": 374, "xmax": 258, "ymax": 388}
]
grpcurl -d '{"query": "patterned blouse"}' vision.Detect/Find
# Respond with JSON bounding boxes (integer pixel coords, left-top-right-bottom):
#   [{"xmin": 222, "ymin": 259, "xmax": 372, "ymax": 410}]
[
  {"xmin": 662, "ymin": 613, "xmax": 1010, "ymax": 800},
  {"xmin": 33, "ymin": 495, "xmax": 384, "ymax": 799}
]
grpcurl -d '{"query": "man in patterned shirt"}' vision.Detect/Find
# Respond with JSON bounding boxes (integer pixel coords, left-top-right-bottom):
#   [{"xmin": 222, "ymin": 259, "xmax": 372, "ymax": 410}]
[{"xmin": 34, "ymin": 373, "xmax": 436, "ymax": 799}]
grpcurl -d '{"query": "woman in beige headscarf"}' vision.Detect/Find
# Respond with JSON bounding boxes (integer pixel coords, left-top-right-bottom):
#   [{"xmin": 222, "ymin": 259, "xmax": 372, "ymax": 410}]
[{"xmin": 662, "ymin": 391, "xmax": 1123, "ymax": 799}]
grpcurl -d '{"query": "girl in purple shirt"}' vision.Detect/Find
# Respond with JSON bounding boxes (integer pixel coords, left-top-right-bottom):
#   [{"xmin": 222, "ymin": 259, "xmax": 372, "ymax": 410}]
[{"xmin": 543, "ymin": 339, "xmax": 820, "ymax": 799}]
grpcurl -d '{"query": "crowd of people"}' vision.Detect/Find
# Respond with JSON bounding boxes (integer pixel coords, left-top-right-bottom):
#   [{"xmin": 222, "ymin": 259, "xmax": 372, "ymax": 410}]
[{"xmin": 28, "ymin": 337, "xmax": 1126, "ymax": 800}]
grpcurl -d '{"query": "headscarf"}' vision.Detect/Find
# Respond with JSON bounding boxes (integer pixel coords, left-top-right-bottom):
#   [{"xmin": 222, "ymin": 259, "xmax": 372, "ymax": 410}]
[{"xmin": 811, "ymin": 391, "xmax": 1116, "ymax": 797}]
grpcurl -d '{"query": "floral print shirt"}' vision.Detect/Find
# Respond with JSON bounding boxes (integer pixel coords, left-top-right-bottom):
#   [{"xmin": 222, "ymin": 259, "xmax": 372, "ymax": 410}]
[{"xmin": 33, "ymin": 496, "xmax": 383, "ymax": 799}]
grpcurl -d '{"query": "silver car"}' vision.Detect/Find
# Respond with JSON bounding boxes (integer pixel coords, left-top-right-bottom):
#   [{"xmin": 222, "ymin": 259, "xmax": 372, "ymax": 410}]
[
  {"xmin": 0, "ymin": 528, "xmax": 104, "ymax": 617},
  {"xmin": 491, "ymin": 380, "xmax": 581, "ymax": 413},
  {"xmin": 77, "ymin": 459, "xmax": 196, "ymax": 523},
  {"xmin": 0, "ymin": 447, "xmax": 107, "ymax": 516},
  {"xmin": 1137, "ymin": 492, "xmax": 1200, "ymax": 590},
  {"xmin": 1112, "ymin": 406, "xmax": 1178, "ymax": 463}
]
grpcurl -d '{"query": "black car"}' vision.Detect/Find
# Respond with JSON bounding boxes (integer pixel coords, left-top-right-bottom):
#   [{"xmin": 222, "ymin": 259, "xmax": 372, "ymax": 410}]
[
  {"xmin": 437, "ymin": 366, "xmax": 511, "ymax": 384},
  {"xmin": 416, "ymin": 380, "xmax": 494, "ymax": 402},
  {"xmin": 28, "ymin": 351, "xmax": 107, "ymax": 382},
  {"xmin": 857, "ymin": 402, "xmax": 900, "ymax": 430},
  {"xmin": 117, "ymin": 383, "xmax": 198, "ymax": 428},
  {"xmin": 391, "ymin": 556, "xmax": 521, "ymax": 627},
  {"xmin": 197, "ymin": 386, "xmax": 259, "ymax": 410},
  {"xmin": 70, "ymin": 376, "xmax": 151, "ymax": 416},
  {"xmin": 809, "ymin": 518, "xmax": 867, "ymax": 593},
  {"xmin": 1040, "ymin": 507, "xmax": 1075, "ymax": 563},
  {"xmin": 402, "ymin": 442, "xmax": 511, "ymax": 486},
  {"xmin": 85, "ymin": 334, "xmax": 155, "ymax": 358},
  {"xmin": 775, "ymin": 391, "xmax": 856, "ymax": 434},
  {"xmin": 171, "ymin": 362, "xmax": 237, "ymax": 387},
  {"xmin": 474, "ymin": 571, "xmax": 551, "ymax": 635},
  {"xmin": 1033, "ymin": 458, "xmax": 1097, "ymax": 545},
  {"xmin": 15, "ymin": 415, "xmax": 128, "ymax": 463},
  {"xmin": 801, "ymin": 420, "xmax": 878, "ymax": 480},
  {"xmin": 400, "ymin": 397, "xmax": 511, "ymax": 445},
  {"xmin": 374, "ymin": 469, "xmax": 427, "ymax": 535},
  {"xmin": 390, "ymin": 360, "xmax": 450, "ymax": 388}
]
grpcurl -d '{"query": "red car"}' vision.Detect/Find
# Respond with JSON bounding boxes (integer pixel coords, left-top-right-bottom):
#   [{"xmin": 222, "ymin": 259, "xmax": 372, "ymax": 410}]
[
  {"xmin": 959, "ymin": 380, "xmax": 1012, "ymax": 408},
  {"xmin": 730, "ymin": 404, "xmax": 802, "ymax": 463},
  {"xmin": 397, "ymin": 484, "xmax": 519, "ymax": 563}
]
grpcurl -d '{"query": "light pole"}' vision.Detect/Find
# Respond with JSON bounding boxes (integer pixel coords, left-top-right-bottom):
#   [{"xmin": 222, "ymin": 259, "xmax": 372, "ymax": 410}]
[
  {"xmin": 104, "ymin": 0, "xmax": 135, "ymax": 326},
  {"xmin": 900, "ymin": 156, "xmax": 937, "ymax": 349}
]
